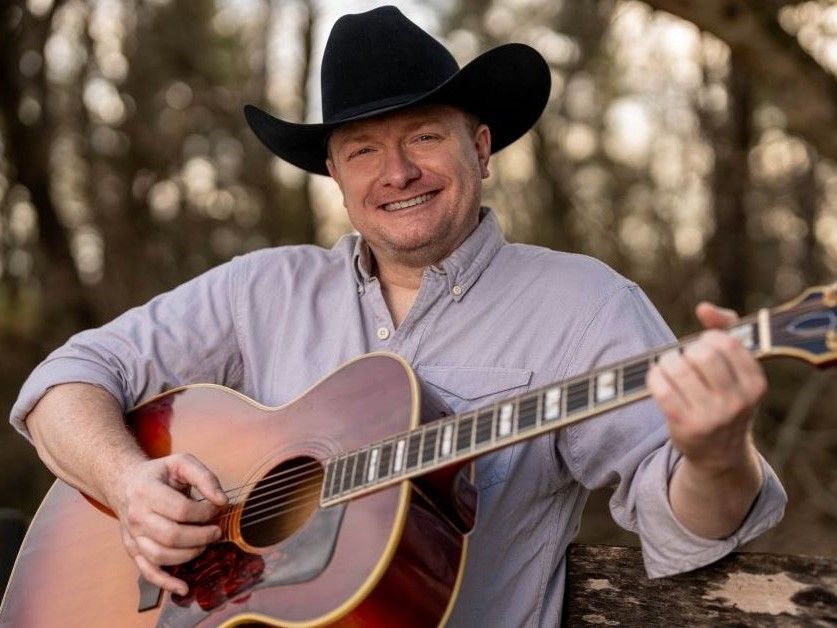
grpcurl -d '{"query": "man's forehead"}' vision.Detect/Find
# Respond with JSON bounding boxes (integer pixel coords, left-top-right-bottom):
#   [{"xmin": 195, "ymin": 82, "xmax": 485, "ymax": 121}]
[{"xmin": 331, "ymin": 104, "xmax": 466, "ymax": 144}]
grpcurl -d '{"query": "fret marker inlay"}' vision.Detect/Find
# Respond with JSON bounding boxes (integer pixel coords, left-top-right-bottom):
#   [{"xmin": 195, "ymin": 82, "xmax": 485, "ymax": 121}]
[
  {"xmin": 367, "ymin": 447, "xmax": 380, "ymax": 482},
  {"xmin": 596, "ymin": 371, "xmax": 616, "ymax": 403},
  {"xmin": 545, "ymin": 387, "xmax": 561, "ymax": 421},
  {"xmin": 393, "ymin": 439, "xmax": 405, "ymax": 472},
  {"xmin": 441, "ymin": 423, "xmax": 453, "ymax": 456},
  {"xmin": 498, "ymin": 404, "xmax": 513, "ymax": 436}
]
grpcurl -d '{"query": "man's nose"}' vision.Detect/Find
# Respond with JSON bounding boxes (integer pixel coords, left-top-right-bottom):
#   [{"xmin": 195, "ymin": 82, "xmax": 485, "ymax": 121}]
[{"xmin": 380, "ymin": 146, "xmax": 420, "ymax": 188}]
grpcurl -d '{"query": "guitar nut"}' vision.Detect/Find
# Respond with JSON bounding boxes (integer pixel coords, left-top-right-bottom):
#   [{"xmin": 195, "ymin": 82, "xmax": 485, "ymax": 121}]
[
  {"xmin": 827, "ymin": 330, "xmax": 837, "ymax": 352},
  {"xmin": 824, "ymin": 285, "xmax": 837, "ymax": 307}
]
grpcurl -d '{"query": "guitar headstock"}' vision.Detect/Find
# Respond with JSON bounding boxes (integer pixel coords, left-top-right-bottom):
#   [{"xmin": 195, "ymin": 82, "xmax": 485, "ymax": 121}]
[{"xmin": 767, "ymin": 282, "xmax": 837, "ymax": 367}]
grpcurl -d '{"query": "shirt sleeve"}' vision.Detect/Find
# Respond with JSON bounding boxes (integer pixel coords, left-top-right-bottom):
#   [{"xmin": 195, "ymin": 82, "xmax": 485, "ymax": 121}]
[
  {"xmin": 9, "ymin": 257, "xmax": 246, "ymax": 442},
  {"xmin": 555, "ymin": 283, "xmax": 787, "ymax": 578}
]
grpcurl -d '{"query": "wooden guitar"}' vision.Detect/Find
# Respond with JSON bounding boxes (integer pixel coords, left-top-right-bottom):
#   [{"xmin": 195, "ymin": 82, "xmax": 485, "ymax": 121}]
[{"xmin": 2, "ymin": 284, "xmax": 836, "ymax": 627}]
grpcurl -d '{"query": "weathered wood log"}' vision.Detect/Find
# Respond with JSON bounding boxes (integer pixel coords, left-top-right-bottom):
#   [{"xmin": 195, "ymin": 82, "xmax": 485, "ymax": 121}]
[{"xmin": 564, "ymin": 544, "xmax": 837, "ymax": 626}]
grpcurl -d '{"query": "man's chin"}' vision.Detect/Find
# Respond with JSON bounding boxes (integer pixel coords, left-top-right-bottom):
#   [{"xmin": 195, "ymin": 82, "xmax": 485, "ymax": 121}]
[{"xmin": 378, "ymin": 236, "xmax": 452, "ymax": 268}]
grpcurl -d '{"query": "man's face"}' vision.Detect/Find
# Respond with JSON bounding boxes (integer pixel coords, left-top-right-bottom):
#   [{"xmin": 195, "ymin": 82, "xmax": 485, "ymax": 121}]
[{"xmin": 326, "ymin": 105, "xmax": 491, "ymax": 270}]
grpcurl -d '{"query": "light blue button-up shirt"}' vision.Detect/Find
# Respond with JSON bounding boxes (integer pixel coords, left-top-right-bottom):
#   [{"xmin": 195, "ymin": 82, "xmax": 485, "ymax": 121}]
[{"xmin": 11, "ymin": 208, "xmax": 786, "ymax": 627}]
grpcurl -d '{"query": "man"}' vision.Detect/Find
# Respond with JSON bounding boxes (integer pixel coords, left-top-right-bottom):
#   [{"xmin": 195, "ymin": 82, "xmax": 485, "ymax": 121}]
[{"xmin": 11, "ymin": 6, "xmax": 785, "ymax": 626}]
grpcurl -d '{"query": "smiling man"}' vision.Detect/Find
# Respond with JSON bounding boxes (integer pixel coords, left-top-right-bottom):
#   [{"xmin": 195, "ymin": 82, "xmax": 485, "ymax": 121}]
[{"xmin": 10, "ymin": 6, "xmax": 786, "ymax": 627}]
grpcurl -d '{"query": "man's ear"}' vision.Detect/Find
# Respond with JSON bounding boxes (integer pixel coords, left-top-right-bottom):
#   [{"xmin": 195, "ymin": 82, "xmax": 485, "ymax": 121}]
[
  {"xmin": 475, "ymin": 123, "xmax": 491, "ymax": 179},
  {"xmin": 326, "ymin": 158, "xmax": 341, "ymax": 187},
  {"xmin": 325, "ymin": 158, "xmax": 348, "ymax": 208}
]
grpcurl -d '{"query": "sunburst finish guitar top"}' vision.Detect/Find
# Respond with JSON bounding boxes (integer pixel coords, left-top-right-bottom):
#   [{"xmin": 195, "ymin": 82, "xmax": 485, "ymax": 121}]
[{"xmin": 1, "ymin": 354, "xmax": 473, "ymax": 627}]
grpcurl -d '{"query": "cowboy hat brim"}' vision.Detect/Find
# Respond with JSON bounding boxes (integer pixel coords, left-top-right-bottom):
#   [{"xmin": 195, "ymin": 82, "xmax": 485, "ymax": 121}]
[{"xmin": 244, "ymin": 43, "xmax": 550, "ymax": 176}]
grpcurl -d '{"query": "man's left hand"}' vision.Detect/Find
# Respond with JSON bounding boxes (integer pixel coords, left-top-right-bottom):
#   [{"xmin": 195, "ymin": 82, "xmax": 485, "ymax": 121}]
[{"xmin": 646, "ymin": 302, "xmax": 765, "ymax": 538}]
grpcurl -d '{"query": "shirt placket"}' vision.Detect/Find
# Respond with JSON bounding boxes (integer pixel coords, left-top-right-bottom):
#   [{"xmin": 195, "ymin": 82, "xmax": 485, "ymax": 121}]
[{"xmin": 358, "ymin": 266, "xmax": 448, "ymax": 362}]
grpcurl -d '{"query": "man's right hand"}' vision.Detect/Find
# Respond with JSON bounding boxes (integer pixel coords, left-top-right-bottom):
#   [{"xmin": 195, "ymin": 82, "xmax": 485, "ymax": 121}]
[
  {"xmin": 26, "ymin": 384, "xmax": 230, "ymax": 596},
  {"xmin": 109, "ymin": 453, "xmax": 229, "ymax": 596}
]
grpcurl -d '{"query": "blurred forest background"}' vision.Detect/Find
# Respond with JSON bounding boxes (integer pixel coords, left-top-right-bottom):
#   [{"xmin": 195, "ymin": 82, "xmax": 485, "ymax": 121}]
[{"xmin": 1, "ymin": 0, "xmax": 835, "ymax": 561}]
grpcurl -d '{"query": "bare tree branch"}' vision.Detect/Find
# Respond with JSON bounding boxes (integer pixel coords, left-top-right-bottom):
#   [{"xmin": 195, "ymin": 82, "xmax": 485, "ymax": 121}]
[{"xmin": 640, "ymin": 0, "xmax": 837, "ymax": 161}]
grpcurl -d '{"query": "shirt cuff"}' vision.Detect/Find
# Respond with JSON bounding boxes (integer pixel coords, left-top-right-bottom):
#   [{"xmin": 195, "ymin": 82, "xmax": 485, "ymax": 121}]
[
  {"xmin": 636, "ymin": 441, "xmax": 787, "ymax": 578},
  {"xmin": 9, "ymin": 356, "xmax": 128, "ymax": 443}
]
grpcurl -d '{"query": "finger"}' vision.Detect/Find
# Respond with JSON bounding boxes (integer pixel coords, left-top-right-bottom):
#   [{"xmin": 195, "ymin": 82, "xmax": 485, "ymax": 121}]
[
  {"xmin": 703, "ymin": 332, "xmax": 767, "ymax": 405},
  {"xmin": 656, "ymin": 351, "xmax": 713, "ymax": 411},
  {"xmin": 142, "ymin": 511, "xmax": 222, "ymax": 549},
  {"xmin": 695, "ymin": 302, "xmax": 739, "ymax": 329},
  {"xmin": 169, "ymin": 454, "xmax": 229, "ymax": 507},
  {"xmin": 683, "ymin": 333, "xmax": 738, "ymax": 394},
  {"xmin": 134, "ymin": 534, "xmax": 206, "ymax": 567},
  {"xmin": 647, "ymin": 364, "xmax": 689, "ymax": 423},
  {"xmin": 145, "ymin": 483, "xmax": 220, "ymax": 524},
  {"xmin": 134, "ymin": 554, "xmax": 189, "ymax": 596}
]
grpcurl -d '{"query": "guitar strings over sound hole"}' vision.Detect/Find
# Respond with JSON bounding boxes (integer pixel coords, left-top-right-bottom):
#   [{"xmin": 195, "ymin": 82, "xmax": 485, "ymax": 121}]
[{"xmin": 239, "ymin": 456, "xmax": 323, "ymax": 548}]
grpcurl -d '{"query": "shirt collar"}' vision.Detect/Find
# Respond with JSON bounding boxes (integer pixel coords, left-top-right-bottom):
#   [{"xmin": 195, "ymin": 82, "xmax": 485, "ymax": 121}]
[{"xmin": 349, "ymin": 207, "xmax": 506, "ymax": 300}]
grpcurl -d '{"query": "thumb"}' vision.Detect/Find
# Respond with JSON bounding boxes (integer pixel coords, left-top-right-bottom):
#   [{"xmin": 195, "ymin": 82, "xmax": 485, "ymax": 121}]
[{"xmin": 695, "ymin": 301, "xmax": 739, "ymax": 329}]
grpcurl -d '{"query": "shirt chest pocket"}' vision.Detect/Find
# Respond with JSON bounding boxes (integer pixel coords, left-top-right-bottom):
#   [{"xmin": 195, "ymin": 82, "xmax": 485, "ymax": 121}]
[{"xmin": 415, "ymin": 365, "xmax": 533, "ymax": 489}]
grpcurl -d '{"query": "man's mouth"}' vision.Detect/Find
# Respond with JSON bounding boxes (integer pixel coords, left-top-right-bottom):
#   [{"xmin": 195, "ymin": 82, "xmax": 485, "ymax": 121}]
[{"xmin": 380, "ymin": 191, "xmax": 438, "ymax": 212}]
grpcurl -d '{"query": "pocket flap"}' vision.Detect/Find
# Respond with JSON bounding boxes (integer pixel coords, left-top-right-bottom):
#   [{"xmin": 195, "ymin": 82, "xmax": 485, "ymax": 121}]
[{"xmin": 416, "ymin": 365, "xmax": 532, "ymax": 400}]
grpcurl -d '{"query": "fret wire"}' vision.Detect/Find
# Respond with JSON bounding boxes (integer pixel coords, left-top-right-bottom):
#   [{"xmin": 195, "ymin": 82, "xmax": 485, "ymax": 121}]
[
  {"xmin": 536, "ymin": 388, "xmax": 543, "ymax": 428},
  {"xmin": 561, "ymin": 381, "xmax": 568, "ymax": 420},
  {"xmin": 323, "ymin": 461, "xmax": 331, "ymax": 498},
  {"xmin": 617, "ymin": 364, "xmax": 623, "ymax": 398},
  {"xmin": 323, "ymin": 461, "xmax": 335, "ymax": 498},
  {"xmin": 587, "ymin": 373, "xmax": 594, "ymax": 408}
]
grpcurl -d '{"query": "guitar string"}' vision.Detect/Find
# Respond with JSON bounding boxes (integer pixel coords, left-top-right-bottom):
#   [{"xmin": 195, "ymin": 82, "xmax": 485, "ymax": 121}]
[
  {"xmin": 218, "ymin": 479, "xmax": 324, "ymax": 526},
  {"xmin": 200, "ymin": 303, "xmax": 835, "ymax": 531},
  {"xmin": 211, "ymin": 320, "xmax": 833, "ymax": 516},
  {"xmin": 201, "ymin": 304, "xmax": 822, "ymax": 495},
  {"xmin": 217, "ymin": 461, "xmax": 323, "ymax": 502}
]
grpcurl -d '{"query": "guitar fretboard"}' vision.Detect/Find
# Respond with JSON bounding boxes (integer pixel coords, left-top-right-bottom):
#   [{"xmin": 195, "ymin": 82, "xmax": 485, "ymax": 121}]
[{"xmin": 320, "ymin": 318, "xmax": 762, "ymax": 507}]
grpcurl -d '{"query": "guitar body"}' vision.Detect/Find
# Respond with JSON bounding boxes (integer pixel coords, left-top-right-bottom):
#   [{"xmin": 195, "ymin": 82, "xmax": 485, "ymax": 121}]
[{"xmin": 1, "ymin": 353, "xmax": 474, "ymax": 627}]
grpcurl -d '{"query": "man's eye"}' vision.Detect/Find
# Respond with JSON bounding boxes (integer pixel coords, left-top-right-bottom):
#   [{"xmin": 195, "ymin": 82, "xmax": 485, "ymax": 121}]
[
  {"xmin": 417, "ymin": 134, "xmax": 438, "ymax": 142},
  {"xmin": 348, "ymin": 147, "xmax": 373, "ymax": 160}
]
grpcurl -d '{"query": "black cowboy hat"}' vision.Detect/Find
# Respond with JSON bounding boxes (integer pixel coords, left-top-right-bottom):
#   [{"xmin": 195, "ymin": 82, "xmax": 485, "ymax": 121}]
[{"xmin": 244, "ymin": 5, "xmax": 551, "ymax": 176}]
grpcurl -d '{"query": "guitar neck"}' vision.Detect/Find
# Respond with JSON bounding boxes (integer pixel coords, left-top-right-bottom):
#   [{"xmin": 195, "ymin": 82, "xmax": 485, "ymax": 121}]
[
  {"xmin": 321, "ymin": 281, "xmax": 837, "ymax": 508},
  {"xmin": 320, "ymin": 314, "xmax": 768, "ymax": 507}
]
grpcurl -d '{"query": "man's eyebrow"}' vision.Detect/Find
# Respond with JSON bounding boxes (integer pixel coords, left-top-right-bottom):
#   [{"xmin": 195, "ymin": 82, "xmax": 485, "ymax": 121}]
[{"xmin": 334, "ymin": 118, "xmax": 449, "ymax": 149}]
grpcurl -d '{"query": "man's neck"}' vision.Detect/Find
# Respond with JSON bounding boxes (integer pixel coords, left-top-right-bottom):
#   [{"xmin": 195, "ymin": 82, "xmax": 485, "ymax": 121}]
[{"xmin": 374, "ymin": 258, "xmax": 424, "ymax": 328}]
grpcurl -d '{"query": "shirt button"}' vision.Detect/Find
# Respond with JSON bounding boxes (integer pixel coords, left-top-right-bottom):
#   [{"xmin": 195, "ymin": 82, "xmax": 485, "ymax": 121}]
[
  {"xmin": 452, "ymin": 285, "xmax": 463, "ymax": 296},
  {"xmin": 357, "ymin": 285, "xmax": 364, "ymax": 295},
  {"xmin": 376, "ymin": 326, "xmax": 390, "ymax": 340}
]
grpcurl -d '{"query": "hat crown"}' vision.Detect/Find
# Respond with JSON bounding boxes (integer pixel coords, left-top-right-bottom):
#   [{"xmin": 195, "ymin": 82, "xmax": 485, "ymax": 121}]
[{"xmin": 321, "ymin": 6, "xmax": 459, "ymax": 122}]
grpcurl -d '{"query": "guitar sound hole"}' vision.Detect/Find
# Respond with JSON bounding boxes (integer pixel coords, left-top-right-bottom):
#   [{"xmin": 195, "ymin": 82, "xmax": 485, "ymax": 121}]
[{"xmin": 239, "ymin": 456, "xmax": 323, "ymax": 548}]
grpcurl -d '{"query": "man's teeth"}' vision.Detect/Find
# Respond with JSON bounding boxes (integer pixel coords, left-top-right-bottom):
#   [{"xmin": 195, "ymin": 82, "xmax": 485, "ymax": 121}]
[{"xmin": 382, "ymin": 192, "xmax": 436, "ymax": 211}]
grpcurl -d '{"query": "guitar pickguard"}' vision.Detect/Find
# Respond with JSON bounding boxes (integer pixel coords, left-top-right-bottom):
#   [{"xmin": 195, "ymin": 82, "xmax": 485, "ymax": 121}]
[{"xmin": 154, "ymin": 504, "xmax": 347, "ymax": 626}]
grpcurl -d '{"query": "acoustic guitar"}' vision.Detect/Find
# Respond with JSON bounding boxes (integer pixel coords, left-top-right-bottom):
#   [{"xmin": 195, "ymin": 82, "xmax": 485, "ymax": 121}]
[{"xmin": 1, "ymin": 284, "xmax": 835, "ymax": 627}]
